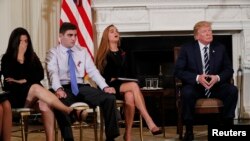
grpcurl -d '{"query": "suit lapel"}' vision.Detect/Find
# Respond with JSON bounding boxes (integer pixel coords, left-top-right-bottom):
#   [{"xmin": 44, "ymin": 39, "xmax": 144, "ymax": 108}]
[
  {"xmin": 209, "ymin": 43, "xmax": 216, "ymax": 74},
  {"xmin": 194, "ymin": 42, "xmax": 203, "ymax": 74}
]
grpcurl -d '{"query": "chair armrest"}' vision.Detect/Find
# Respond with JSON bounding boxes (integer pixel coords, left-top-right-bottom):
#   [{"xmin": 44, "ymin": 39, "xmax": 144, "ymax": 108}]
[
  {"xmin": 175, "ymin": 77, "xmax": 183, "ymax": 138},
  {"xmin": 175, "ymin": 78, "xmax": 182, "ymax": 88},
  {"xmin": 175, "ymin": 78, "xmax": 182, "ymax": 107},
  {"xmin": 230, "ymin": 78, "xmax": 234, "ymax": 84}
]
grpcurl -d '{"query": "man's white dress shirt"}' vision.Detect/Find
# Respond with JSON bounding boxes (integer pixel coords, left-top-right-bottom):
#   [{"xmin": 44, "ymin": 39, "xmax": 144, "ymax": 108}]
[{"xmin": 46, "ymin": 44, "xmax": 108, "ymax": 91}]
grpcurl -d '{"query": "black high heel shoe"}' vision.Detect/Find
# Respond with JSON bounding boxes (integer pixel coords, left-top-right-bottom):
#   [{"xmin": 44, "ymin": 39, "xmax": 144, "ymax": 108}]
[{"xmin": 150, "ymin": 127, "xmax": 163, "ymax": 135}]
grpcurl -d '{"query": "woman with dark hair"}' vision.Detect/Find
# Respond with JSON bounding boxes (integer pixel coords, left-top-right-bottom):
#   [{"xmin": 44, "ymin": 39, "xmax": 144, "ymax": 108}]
[
  {"xmin": 95, "ymin": 25, "xmax": 162, "ymax": 141},
  {"xmin": 1, "ymin": 27, "xmax": 84, "ymax": 141},
  {"xmin": 0, "ymin": 94, "xmax": 12, "ymax": 141}
]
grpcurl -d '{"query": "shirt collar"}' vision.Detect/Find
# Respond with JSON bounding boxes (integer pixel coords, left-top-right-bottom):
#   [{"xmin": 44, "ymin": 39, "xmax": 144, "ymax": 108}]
[
  {"xmin": 59, "ymin": 44, "xmax": 77, "ymax": 54},
  {"xmin": 198, "ymin": 41, "xmax": 210, "ymax": 50}
]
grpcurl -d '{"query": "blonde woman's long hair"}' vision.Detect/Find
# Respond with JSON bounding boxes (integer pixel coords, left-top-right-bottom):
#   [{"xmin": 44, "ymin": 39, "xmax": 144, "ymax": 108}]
[{"xmin": 95, "ymin": 24, "xmax": 117, "ymax": 74}]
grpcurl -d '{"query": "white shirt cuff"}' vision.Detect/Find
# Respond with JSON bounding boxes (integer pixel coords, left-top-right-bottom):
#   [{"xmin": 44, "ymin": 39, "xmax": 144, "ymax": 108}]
[
  {"xmin": 216, "ymin": 75, "xmax": 220, "ymax": 82},
  {"xmin": 196, "ymin": 75, "xmax": 200, "ymax": 84}
]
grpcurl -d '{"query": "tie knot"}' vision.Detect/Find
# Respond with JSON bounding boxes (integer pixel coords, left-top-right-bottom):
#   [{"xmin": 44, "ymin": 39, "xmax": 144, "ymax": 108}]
[
  {"xmin": 67, "ymin": 49, "xmax": 73, "ymax": 54},
  {"xmin": 204, "ymin": 46, "xmax": 208, "ymax": 51}
]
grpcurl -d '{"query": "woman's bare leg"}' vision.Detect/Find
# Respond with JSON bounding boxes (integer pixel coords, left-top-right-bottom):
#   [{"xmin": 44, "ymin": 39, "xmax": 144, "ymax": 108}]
[
  {"xmin": 123, "ymin": 92, "xmax": 135, "ymax": 141},
  {"xmin": 38, "ymin": 100, "xmax": 54, "ymax": 141},
  {"xmin": 25, "ymin": 84, "xmax": 72, "ymax": 114},
  {"xmin": 1, "ymin": 100, "xmax": 12, "ymax": 141},
  {"xmin": 120, "ymin": 82, "xmax": 159, "ymax": 131}
]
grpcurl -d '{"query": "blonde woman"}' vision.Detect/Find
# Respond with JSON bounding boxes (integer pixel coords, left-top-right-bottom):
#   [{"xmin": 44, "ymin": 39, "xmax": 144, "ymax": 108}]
[{"xmin": 96, "ymin": 24, "xmax": 162, "ymax": 141}]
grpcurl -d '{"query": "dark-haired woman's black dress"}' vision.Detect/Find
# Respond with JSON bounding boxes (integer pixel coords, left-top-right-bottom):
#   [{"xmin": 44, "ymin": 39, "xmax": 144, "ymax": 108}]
[
  {"xmin": 0, "ymin": 93, "xmax": 8, "ymax": 103},
  {"xmin": 1, "ymin": 54, "xmax": 44, "ymax": 108}
]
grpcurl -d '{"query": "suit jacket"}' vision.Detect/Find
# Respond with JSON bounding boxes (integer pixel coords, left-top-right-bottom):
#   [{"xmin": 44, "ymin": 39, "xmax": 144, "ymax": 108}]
[{"xmin": 174, "ymin": 40, "xmax": 233, "ymax": 87}]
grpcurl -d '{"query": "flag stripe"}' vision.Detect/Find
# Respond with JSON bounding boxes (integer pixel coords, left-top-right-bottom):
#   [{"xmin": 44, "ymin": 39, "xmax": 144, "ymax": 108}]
[
  {"xmin": 78, "ymin": 6, "xmax": 93, "ymax": 39},
  {"xmin": 84, "ymin": 0, "xmax": 92, "ymax": 21},
  {"xmin": 61, "ymin": 1, "xmax": 76, "ymax": 24},
  {"xmin": 80, "ymin": 0, "xmax": 93, "ymax": 38},
  {"xmin": 60, "ymin": 0, "xmax": 94, "ymax": 59},
  {"xmin": 77, "ymin": 15, "xmax": 94, "ymax": 53}
]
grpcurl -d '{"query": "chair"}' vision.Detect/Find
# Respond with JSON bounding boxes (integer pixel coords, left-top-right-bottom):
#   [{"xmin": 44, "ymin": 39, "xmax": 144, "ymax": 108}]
[
  {"xmin": 11, "ymin": 108, "xmax": 33, "ymax": 141},
  {"xmin": 99, "ymin": 100, "xmax": 143, "ymax": 141},
  {"xmin": 44, "ymin": 75, "xmax": 99, "ymax": 141},
  {"xmin": 174, "ymin": 46, "xmax": 224, "ymax": 139},
  {"xmin": 11, "ymin": 108, "xmax": 47, "ymax": 141},
  {"xmin": 54, "ymin": 102, "xmax": 99, "ymax": 141},
  {"xmin": 11, "ymin": 102, "xmax": 98, "ymax": 141}
]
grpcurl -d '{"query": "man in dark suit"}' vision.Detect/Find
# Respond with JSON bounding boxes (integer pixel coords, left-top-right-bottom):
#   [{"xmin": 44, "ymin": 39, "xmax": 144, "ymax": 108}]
[{"xmin": 174, "ymin": 21, "xmax": 238, "ymax": 141}]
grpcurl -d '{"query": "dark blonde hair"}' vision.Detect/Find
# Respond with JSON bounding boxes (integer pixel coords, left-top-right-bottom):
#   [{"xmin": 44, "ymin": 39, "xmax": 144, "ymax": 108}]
[
  {"xmin": 193, "ymin": 21, "xmax": 212, "ymax": 40},
  {"xmin": 95, "ymin": 24, "xmax": 120, "ymax": 73}
]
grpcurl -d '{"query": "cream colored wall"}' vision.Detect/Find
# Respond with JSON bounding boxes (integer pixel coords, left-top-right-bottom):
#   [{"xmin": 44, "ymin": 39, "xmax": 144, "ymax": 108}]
[
  {"xmin": 0, "ymin": 0, "xmax": 61, "ymax": 65},
  {"xmin": 0, "ymin": 0, "xmax": 13, "ymax": 54}
]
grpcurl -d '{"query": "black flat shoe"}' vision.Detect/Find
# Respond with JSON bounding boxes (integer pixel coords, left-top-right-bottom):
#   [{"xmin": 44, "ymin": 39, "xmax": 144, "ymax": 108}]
[
  {"xmin": 183, "ymin": 132, "xmax": 194, "ymax": 141},
  {"xmin": 105, "ymin": 138, "xmax": 114, "ymax": 141},
  {"xmin": 69, "ymin": 109, "xmax": 77, "ymax": 123}
]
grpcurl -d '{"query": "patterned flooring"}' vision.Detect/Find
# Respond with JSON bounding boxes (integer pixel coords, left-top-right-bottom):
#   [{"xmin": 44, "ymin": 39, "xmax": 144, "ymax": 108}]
[
  {"xmin": 11, "ymin": 119, "xmax": 250, "ymax": 141},
  {"xmin": 11, "ymin": 125, "xmax": 207, "ymax": 141}
]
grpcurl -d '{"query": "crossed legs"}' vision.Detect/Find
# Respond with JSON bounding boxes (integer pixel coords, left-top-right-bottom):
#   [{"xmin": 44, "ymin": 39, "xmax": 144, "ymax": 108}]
[
  {"xmin": 25, "ymin": 84, "xmax": 73, "ymax": 114},
  {"xmin": 23, "ymin": 84, "xmax": 76, "ymax": 140},
  {"xmin": 120, "ymin": 82, "xmax": 161, "ymax": 141}
]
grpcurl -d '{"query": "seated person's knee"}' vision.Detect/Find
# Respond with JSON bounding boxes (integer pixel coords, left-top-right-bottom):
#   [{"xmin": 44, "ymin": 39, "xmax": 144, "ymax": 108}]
[{"xmin": 38, "ymin": 100, "xmax": 52, "ymax": 112}]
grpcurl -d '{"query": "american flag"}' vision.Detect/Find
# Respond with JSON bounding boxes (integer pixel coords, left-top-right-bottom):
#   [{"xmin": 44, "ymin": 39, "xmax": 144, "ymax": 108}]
[{"xmin": 60, "ymin": 0, "xmax": 94, "ymax": 59}]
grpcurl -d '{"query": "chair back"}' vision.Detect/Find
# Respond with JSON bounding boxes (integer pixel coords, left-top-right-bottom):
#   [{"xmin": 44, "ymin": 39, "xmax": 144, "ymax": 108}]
[
  {"xmin": 174, "ymin": 46, "xmax": 223, "ymax": 111},
  {"xmin": 0, "ymin": 71, "xmax": 7, "ymax": 92},
  {"xmin": 174, "ymin": 46, "xmax": 181, "ymax": 63}
]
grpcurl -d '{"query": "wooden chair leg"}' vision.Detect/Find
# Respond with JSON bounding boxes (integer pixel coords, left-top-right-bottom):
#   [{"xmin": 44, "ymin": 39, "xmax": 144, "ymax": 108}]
[
  {"xmin": 20, "ymin": 114, "xmax": 25, "ymax": 141},
  {"xmin": 24, "ymin": 116, "xmax": 29, "ymax": 141},
  {"xmin": 79, "ymin": 122, "xmax": 83, "ymax": 141},
  {"xmin": 177, "ymin": 107, "xmax": 183, "ymax": 139},
  {"xmin": 178, "ymin": 116, "xmax": 183, "ymax": 139},
  {"xmin": 93, "ymin": 108, "xmax": 98, "ymax": 141},
  {"xmin": 139, "ymin": 115, "xmax": 143, "ymax": 141},
  {"xmin": 54, "ymin": 119, "xmax": 59, "ymax": 141},
  {"xmin": 99, "ymin": 109, "xmax": 104, "ymax": 141},
  {"xmin": 20, "ymin": 113, "xmax": 29, "ymax": 141},
  {"xmin": 176, "ymin": 84, "xmax": 183, "ymax": 139}
]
